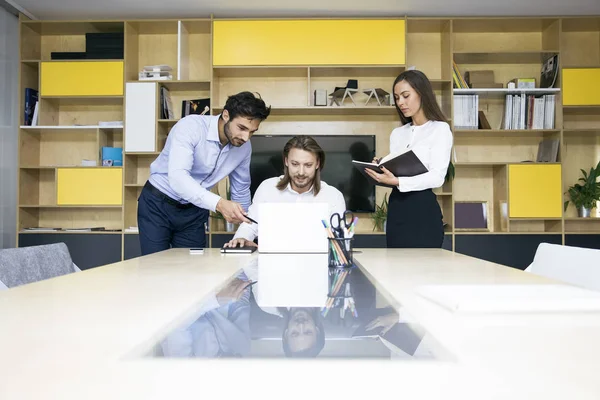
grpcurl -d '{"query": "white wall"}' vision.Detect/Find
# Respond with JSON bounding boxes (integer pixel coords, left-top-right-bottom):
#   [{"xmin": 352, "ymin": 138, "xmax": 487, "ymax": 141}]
[{"xmin": 0, "ymin": 7, "xmax": 18, "ymax": 249}]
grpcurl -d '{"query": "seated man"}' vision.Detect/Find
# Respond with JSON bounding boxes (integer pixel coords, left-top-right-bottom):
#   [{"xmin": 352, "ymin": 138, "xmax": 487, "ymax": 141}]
[{"xmin": 224, "ymin": 135, "xmax": 346, "ymax": 248}]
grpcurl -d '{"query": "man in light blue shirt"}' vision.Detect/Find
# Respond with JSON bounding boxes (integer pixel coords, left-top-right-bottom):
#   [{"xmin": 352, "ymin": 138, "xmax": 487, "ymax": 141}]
[{"xmin": 138, "ymin": 92, "xmax": 271, "ymax": 255}]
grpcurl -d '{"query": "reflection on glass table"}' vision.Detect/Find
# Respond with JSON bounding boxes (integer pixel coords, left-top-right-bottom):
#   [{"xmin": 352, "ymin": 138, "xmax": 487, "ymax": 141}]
[{"xmin": 150, "ymin": 255, "xmax": 452, "ymax": 360}]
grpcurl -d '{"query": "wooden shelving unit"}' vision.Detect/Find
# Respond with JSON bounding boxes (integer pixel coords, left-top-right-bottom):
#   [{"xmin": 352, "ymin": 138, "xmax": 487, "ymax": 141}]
[{"xmin": 16, "ymin": 15, "xmax": 600, "ymax": 270}]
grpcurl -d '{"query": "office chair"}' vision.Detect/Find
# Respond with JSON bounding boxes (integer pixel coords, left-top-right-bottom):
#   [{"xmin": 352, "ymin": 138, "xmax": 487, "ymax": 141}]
[{"xmin": 0, "ymin": 243, "xmax": 80, "ymax": 289}]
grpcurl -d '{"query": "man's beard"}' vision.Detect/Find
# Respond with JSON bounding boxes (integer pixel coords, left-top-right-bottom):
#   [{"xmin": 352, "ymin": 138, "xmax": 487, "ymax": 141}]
[
  {"xmin": 224, "ymin": 121, "xmax": 243, "ymax": 147},
  {"xmin": 292, "ymin": 174, "xmax": 312, "ymax": 188}
]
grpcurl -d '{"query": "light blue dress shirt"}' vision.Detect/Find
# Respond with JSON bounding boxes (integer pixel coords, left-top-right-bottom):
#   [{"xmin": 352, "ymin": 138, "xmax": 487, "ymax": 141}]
[{"xmin": 148, "ymin": 114, "xmax": 251, "ymax": 212}]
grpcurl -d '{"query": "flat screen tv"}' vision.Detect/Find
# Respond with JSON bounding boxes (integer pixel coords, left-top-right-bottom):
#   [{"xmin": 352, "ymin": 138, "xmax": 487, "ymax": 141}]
[{"xmin": 249, "ymin": 135, "xmax": 376, "ymax": 212}]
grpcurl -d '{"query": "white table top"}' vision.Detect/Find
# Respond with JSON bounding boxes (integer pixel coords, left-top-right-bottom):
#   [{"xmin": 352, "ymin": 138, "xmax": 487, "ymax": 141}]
[{"xmin": 1, "ymin": 248, "xmax": 600, "ymax": 399}]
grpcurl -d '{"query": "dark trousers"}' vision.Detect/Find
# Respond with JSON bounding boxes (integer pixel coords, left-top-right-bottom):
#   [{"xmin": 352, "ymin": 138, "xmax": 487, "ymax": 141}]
[
  {"xmin": 386, "ymin": 188, "xmax": 444, "ymax": 248},
  {"xmin": 137, "ymin": 182, "xmax": 208, "ymax": 256}
]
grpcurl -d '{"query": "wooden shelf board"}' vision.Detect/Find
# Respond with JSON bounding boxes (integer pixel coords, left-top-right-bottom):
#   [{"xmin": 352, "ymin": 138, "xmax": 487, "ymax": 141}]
[
  {"xmin": 20, "ymin": 125, "xmax": 123, "ymax": 130},
  {"xmin": 212, "ymin": 106, "xmax": 397, "ymax": 115},
  {"xmin": 453, "ymin": 88, "xmax": 560, "ymax": 95},
  {"xmin": 19, "ymin": 205, "xmax": 123, "ymax": 209},
  {"xmin": 20, "ymin": 230, "xmax": 122, "ymax": 235}
]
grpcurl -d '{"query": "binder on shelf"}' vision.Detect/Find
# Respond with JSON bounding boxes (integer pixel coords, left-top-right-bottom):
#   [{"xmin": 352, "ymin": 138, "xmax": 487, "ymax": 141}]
[
  {"xmin": 101, "ymin": 147, "xmax": 123, "ymax": 167},
  {"xmin": 352, "ymin": 149, "xmax": 428, "ymax": 188},
  {"xmin": 24, "ymin": 88, "xmax": 38, "ymax": 126}
]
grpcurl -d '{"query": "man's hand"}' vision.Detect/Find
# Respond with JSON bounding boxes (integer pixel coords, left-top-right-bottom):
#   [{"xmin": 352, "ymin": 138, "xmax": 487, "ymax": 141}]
[
  {"xmin": 216, "ymin": 278, "xmax": 253, "ymax": 305},
  {"xmin": 365, "ymin": 166, "xmax": 399, "ymax": 187},
  {"xmin": 216, "ymin": 199, "xmax": 251, "ymax": 224},
  {"xmin": 223, "ymin": 238, "xmax": 258, "ymax": 248}
]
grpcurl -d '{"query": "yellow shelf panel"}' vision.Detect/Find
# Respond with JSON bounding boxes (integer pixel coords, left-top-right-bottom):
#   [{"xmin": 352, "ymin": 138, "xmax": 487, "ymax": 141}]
[
  {"xmin": 213, "ymin": 20, "xmax": 405, "ymax": 66},
  {"xmin": 41, "ymin": 61, "xmax": 124, "ymax": 96},
  {"xmin": 508, "ymin": 164, "xmax": 562, "ymax": 218},
  {"xmin": 57, "ymin": 168, "xmax": 123, "ymax": 205},
  {"xmin": 562, "ymin": 68, "xmax": 600, "ymax": 106}
]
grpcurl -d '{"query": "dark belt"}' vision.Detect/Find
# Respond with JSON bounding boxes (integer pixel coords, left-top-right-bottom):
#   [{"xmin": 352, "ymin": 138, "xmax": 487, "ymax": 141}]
[{"xmin": 144, "ymin": 181, "xmax": 197, "ymax": 209}]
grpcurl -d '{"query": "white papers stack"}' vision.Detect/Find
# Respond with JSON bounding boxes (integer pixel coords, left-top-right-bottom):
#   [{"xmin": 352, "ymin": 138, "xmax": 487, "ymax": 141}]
[
  {"xmin": 139, "ymin": 65, "xmax": 173, "ymax": 81},
  {"xmin": 415, "ymin": 284, "xmax": 600, "ymax": 313}
]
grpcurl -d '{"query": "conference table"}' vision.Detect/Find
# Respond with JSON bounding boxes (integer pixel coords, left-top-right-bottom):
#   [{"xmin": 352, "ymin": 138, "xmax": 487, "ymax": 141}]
[{"xmin": 1, "ymin": 248, "xmax": 600, "ymax": 399}]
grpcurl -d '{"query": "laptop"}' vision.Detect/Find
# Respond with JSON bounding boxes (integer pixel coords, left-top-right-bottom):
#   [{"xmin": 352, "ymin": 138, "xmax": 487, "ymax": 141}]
[{"xmin": 257, "ymin": 202, "xmax": 329, "ymax": 253}]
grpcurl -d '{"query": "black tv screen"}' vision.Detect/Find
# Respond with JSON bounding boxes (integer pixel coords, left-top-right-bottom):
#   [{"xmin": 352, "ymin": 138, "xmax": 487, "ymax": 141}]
[{"xmin": 249, "ymin": 135, "xmax": 376, "ymax": 212}]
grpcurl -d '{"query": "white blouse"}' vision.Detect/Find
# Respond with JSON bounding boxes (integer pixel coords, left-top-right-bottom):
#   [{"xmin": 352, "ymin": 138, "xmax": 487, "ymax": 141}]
[{"xmin": 389, "ymin": 120, "xmax": 453, "ymax": 192}]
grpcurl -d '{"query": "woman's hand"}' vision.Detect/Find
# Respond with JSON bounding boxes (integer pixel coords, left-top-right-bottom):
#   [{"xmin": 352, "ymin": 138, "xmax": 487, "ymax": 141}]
[{"xmin": 365, "ymin": 166, "xmax": 399, "ymax": 187}]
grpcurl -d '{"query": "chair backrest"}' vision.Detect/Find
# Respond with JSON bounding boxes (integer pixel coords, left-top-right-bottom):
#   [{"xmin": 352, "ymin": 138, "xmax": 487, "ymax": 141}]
[
  {"xmin": 525, "ymin": 243, "xmax": 600, "ymax": 291},
  {"xmin": 0, "ymin": 243, "xmax": 77, "ymax": 289}
]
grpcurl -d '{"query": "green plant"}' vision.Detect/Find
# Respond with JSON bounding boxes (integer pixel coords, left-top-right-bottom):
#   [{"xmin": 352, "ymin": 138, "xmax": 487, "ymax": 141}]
[
  {"xmin": 372, "ymin": 193, "xmax": 389, "ymax": 232},
  {"xmin": 445, "ymin": 161, "xmax": 455, "ymax": 183},
  {"xmin": 564, "ymin": 160, "xmax": 600, "ymax": 212}
]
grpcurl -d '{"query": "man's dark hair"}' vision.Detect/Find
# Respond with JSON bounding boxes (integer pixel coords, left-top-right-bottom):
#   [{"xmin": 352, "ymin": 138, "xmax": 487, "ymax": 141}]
[{"xmin": 223, "ymin": 91, "xmax": 271, "ymax": 121}]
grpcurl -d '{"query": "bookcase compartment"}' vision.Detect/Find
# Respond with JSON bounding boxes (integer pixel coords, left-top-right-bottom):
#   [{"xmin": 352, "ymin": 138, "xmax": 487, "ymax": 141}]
[
  {"xmin": 453, "ymin": 164, "xmax": 507, "ymax": 232},
  {"xmin": 213, "ymin": 67, "xmax": 309, "ymax": 108},
  {"xmin": 19, "ymin": 168, "xmax": 56, "ymax": 206},
  {"xmin": 407, "ymin": 19, "xmax": 452, "ymax": 81},
  {"xmin": 124, "ymin": 186, "xmax": 143, "ymax": 229},
  {"xmin": 20, "ymin": 129, "xmax": 98, "ymax": 167},
  {"xmin": 508, "ymin": 219, "xmax": 562, "ymax": 233},
  {"xmin": 563, "ymin": 108, "xmax": 600, "ymax": 130},
  {"xmin": 39, "ymin": 97, "xmax": 123, "ymax": 127},
  {"xmin": 452, "ymin": 18, "xmax": 560, "ymax": 53},
  {"xmin": 21, "ymin": 22, "xmax": 41, "ymax": 61},
  {"xmin": 308, "ymin": 66, "xmax": 404, "ymax": 108},
  {"xmin": 177, "ymin": 20, "xmax": 212, "ymax": 81},
  {"xmin": 561, "ymin": 18, "xmax": 600, "ymax": 68},
  {"xmin": 124, "ymin": 154, "xmax": 156, "ymax": 186},
  {"xmin": 125, "ymin": 21, "xmax": 179, "ymax": 82},
  {"xmin": 19, "ymin": 208, "xmax": 123, "ymax": 231},
  {"xmin": 454, "ymin": 130, "xmax": 560, "ymax": 164},
  {"xmin": 159, "ymin": 81, "xmax": 210, "ymax": 121},
  {"xmin": 562, "ymin": 130, "xmax": 600, "ymax": 218}
]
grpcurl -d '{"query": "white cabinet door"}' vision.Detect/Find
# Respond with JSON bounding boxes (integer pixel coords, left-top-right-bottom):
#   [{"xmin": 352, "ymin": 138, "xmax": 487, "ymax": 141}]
[{"xmin": 125, "ymin": 82, "xmax": 156, "ymax": 152}]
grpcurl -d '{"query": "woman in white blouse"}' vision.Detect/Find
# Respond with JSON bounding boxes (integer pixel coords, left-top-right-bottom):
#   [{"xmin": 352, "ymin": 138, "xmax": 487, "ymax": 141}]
[{"xmin": 366, "ymin": 70, "xmax": 453, "ymax": 248}]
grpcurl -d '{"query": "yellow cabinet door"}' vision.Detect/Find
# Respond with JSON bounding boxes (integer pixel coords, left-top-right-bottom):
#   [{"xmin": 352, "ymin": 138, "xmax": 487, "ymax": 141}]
[
  {"xmin": 57, "ymin": 168, "xmax": 123, "ymax": 205},
  {"xmin": 562, "ymin": 68, "xmax": 600, "ymax": 106},
  {"xmin": 213, "ymin": 20, "xmax": 405, "ymax": 66},
  {"xmin": 508, "ymin": 164, "xmax": 562, "ymax": 218},
  {"xmin": 41, "ymin": 61, "xmax": 124, "ymax": 96}
]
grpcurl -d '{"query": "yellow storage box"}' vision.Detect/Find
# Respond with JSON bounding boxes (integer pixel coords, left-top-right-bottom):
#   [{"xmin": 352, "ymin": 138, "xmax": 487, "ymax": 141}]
[
  {"xmin": 508, "ymin": 164, "xmax": 562, "ymax": 218},
  {"xmin": 213, "ymin": 20, "xmax": 405, "ymax": 66},
  {"xmin": 57, "ymin": 168, "xmax": 123, "ymax": 205},
  {"xmin": 41, "ymin": 61, "xmax": 124, "ymax": 96},
  {"xmin": 562, "ymin": 68, "xmax": 600, "ymax": 106}
]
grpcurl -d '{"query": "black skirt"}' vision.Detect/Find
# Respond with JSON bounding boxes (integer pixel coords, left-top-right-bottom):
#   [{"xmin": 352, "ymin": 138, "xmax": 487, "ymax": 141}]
[{"xmin": 386, "ymin": 188, "xmax": 444, "ymax": 248}]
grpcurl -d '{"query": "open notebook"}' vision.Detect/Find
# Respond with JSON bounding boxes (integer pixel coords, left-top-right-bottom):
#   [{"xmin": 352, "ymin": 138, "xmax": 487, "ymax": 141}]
[{"xmin": 415, "ymin": 284, "xmax": 600, "ymax": 314}]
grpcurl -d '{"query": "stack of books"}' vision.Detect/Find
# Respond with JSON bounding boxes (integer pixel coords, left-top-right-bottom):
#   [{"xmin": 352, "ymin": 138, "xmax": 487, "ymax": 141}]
[{"xmin": 139, "ymin": 65, "xmax": 173, "ymax": 81}]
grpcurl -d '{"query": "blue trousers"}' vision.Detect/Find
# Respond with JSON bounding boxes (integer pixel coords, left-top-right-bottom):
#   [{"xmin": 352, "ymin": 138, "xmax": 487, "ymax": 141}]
[{"xmin": 137, "ymin": 183, "xmax": 208, "ymax": 256}]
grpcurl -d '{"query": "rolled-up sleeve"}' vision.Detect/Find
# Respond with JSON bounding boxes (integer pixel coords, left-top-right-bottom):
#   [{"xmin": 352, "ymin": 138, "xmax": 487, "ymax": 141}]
[{"xmin": 229, "ymin": 150, "xmax": 252, "ymax": 212}]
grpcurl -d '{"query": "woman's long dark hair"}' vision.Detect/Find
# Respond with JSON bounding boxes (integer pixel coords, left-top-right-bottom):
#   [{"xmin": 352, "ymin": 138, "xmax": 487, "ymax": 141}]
[{"xmin": 392, "ymin": 70, "xmax": 448, "ymax": 125}]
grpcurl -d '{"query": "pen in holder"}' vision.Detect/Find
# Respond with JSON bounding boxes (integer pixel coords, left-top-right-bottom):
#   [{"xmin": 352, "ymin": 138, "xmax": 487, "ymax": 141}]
[{"xmin": 328, "ymin": 237, "xmax": 354, "ymax": 268}]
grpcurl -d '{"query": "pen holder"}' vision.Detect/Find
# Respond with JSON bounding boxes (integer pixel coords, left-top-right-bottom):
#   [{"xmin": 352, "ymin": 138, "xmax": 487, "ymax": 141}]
[{"xmin": 327, "ymin": 237, "xmax": 354, "ymax": 268}]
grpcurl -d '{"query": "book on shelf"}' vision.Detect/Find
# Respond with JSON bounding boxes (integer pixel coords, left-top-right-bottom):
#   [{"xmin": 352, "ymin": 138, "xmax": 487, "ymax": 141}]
[
  {"xmin": 23, "ymin": 227, "xmax": 61, "ymax": 232},
  {"xmin": 143, "ymin": 65, "xmax": 172, "ymax": 72},
  {"xmin": 452, "ymin": 61, "xmax": 468, "ymax": 89},
  {"xmin": 536, "ymin": 138, "xmax": 560, "ymax": 163},
  {"xmin": 540, "ymin": 55, "xmax": 559, "ymax": 89},
  {"xmin": 24, "ymin": 88, "xmax": 38, "ymax": 126},
  {"xmin": 503, "ymin": 94, "xmax": 555, "ymax": 130},
  {"xmin": 453, "ymin": 95, "xmax": 479, "ymax": 129},
  {"xmin": 352, "ymin": 149, "xmax": 428, "ymax": 188},
  {"xmin": 63, "ymin": 227, "xmax": 106, "ymax": 232},
  {"xmin": 160, "ymin": 87, "xmax": 175, "ymax": 120}
]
